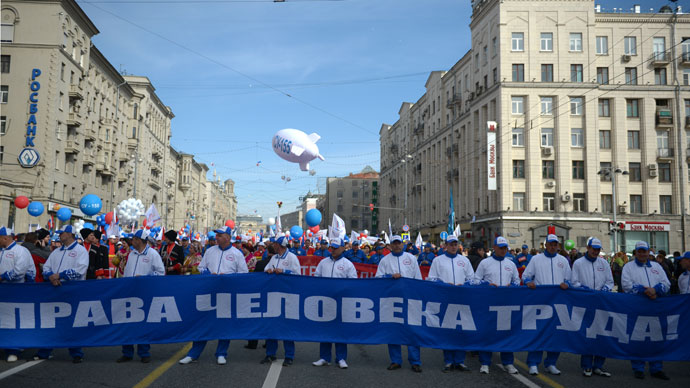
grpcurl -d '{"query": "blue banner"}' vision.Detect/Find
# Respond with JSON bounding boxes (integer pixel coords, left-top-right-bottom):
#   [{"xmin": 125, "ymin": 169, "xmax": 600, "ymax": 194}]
[{"xmin": 1, "ymin": 274, "xmax": 689, "ymax": 361}]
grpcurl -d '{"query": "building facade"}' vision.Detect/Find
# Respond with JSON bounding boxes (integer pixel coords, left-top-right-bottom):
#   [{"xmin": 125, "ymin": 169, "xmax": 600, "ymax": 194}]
[
  {"xmin": 318, "ymin": 166, "xmax": 379, "ymax": 233},
  {"xmin": 380, "ymin": 0, "xmax": 689, "ymax": 253},
  {"xmin": 0, "ymin": 0, "xmax": 236, "ymax": 232}
]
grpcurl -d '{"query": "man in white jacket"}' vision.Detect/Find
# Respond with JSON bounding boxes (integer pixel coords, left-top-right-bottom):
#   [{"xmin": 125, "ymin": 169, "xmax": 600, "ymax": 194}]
[
  {"xmin": 35, "ymin": 225, "xmax": 89, "ymax": 363},
  {"xmin": 474, "ymin": 236, "xmax": 520, "ymax": 375},
  {"xmin": 261, "ymin": 235, "xmax": 301, "ymax": 366},
  {"xmin": 678, "ymin": 251, "xmax": 690, "ymax": 295},
  {"xmin": 427, "ymin": 234, "xmax": 474, "ymax": 373},
  {"xmin": 118, "ymin": 229, "xmax": 164, "ymax": 363},
  {"xmin": 179, "ymin": 226, "xmax": 248, "ymax": 365},
  {"xmin": 312, "ymin": 237, "xmax": 357, "ymax": 369},
  {"xmin": 0, "ymin": 226, "xmax": 35, "ymax": 362},
  {"xmin": 621, "ymin": 241, "xmax": 671, "ymax": 380},
  {"xmin": 375, "ymin": 235, "xmax": 423, "ymax": 373},
  {"xmin": 571, "ymin": 237, "xmax": 614, "ymax": 377},
  {"xmin": 521, "ymin": 234, "xmax": 571, "ymax": 376}
]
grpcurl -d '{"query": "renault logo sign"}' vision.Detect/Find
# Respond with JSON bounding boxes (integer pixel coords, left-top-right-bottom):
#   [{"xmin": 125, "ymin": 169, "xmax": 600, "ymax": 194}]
[{"xmin": 18, "ymin": 148, "xmax": 41, "ymax": 168}]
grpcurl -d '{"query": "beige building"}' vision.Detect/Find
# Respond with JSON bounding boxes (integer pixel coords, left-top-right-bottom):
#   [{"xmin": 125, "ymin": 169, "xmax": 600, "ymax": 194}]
[
  {"xmin": 318, "ymin": 166, "xmax": 379, "ymax": 233},
  {"xmin": 380, "ymin": 0, "xmax": 689, "ymax": 253},
  {"xmin": 0, "ymin": 0, "xmax": 236, "ymax": 232}
]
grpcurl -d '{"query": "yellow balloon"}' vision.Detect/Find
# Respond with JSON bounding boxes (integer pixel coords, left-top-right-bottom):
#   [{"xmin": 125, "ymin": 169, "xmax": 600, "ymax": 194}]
[{"xmin": 54, "ymin": 204, "xmax": 61, "ymax": 210}]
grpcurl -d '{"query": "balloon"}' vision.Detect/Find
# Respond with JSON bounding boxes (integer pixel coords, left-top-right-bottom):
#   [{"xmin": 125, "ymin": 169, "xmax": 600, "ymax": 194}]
[
  {"xmin": 290, "ymin": 225, "xmax": 303, "ymax": 239},
  {"xmin": 56, "ymin": 207, "xmax": 72, "ymax": 222},
  {"xmin": 104, "ymin": 211, "xmax": 114, "ymax": 225},
  {"xmin": 79, "ymin": 194, "xmax": 102, "ymax": 216},
  {"xmin": 83, "ymin": 223, "xmax": 94, "ymax": 230},
  {"xmin": 225, "ymin": 220, "xmax": 235, "ymax": 229},
  {"xmin": 14, "ymin": 196, "xmax": 29, "ymax": 209},
  {"xmin": 565, "ymin": 239, "xmax": 575, "ymax": 251},
  {"xmin": 142, "ymin": 219, "xmax": 148, "ymax": 228},
  {"xmin": 268, "ymin": 217, "xmax": 276, "ymax": 226},
  {"xmin": 74, "ymin": 219, "xmax": 85, "ymax": 234},
  {"xmin": 27, "ymin": 201, "xmax": 44, "ymax": 217},
  {"xmin": 305, "ymin": 209, "xmax": 322, "ymax": 227},
  {"xmin": 309, "ymin": 225, "xmax": 319, "ymax": 233}
]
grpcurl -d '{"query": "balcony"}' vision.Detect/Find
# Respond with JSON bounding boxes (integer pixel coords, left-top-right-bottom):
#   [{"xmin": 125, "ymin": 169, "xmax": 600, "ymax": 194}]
[
  {"xmin": 64, "ymin": 139, "xmax": 80, "ymax": 154},
  {"xmin": 657, "ymin": 148, "xmax": 674, "ymax": 161},
  {"xmin": 650, "ymin": 51, "xmax": 670, "ymax": 66},
  {"xmin": 117, "ymin": 170, "xmax": 128, "ymax": 182},
  {"xmin": 413, "ymin": 124, "xmax": 424, "ymax": 135},
  {"xmin": 66, "ymin": 112, "xmax": 82, "ymax": 126},
  {"xmin": 82, "ymin": 152, "xmax": 95, "ymax": 166},
  {"xmin": 148, "ymin": 177, "xmax": 161, "ymax": 190},
  {"xmin": 127, "ymin": 138, "xmax": 138, "ymax": 150},
  {"xmin": 99, "ymin": 117, "xmax": 114, "ymax": 126},
  {"xmin": 68, "ymin": 85, "xmax": 83, "ymax": 100},
  {"xmin": 446, "ymin": 93, "xmax": 462, "ymax": 108},
  {"xmin": 656, "ymin": 109, "xmax": 673, "ymax": 128}
]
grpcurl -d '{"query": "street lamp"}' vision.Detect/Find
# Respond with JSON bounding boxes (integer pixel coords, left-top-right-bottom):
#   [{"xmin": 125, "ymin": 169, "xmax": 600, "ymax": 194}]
[{"xmin": 597, "ymin": 167, "xmax": 629, "ymax": 253}]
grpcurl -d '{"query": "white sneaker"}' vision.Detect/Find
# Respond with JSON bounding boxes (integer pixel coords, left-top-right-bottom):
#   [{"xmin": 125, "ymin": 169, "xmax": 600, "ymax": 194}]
[
  {"xmin": 217, "ymin": 356, "xmax": 226, "ymax": 365},
  {"xmin": 529, "ymin": 366, "xmax": 539, "ymax": 375},
  {"xmin": 338, "ymin": 359, "xmax": 348, "ymax": 369},
  {"xmin": 583, "ymin": 368, "xmax": 593, "ymax": 377},
  {"xmin": 178, "ymin": 356, "xmax": 196, "ymax": 365},
  {"xmin": 7, "ymin": 355, "xmax": 18, "ymax": 363},
  {"xmin": 480, "ymin": 365, "xmax": 489, "ymax": 374},
  {"xmin": 546, "ymin": 365, "xmax": 561, "ymax": 375},
  {"xmin": 504, "ymin": 364, "xmax": 518, "ymax": 374},
  {"xmin": 312, "ymin": 359, "xmax": 330, "ymax": 366},
  {"xmin": 593, "ymin": 368, "xmax": 611, "ymax": 377}
]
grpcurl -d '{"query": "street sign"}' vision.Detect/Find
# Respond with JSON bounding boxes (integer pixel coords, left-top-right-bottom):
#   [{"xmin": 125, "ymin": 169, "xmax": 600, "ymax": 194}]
[
  {"xmin": 440, "ymin": 231, "xmax": 448, "ymax": 240},
  {"xmin": 18, "ymin": 148, "xmax": 40, "ymax": 168},
  {"xmin": 402, "ymin": 224, "xmax": 409, "ymax": 232},
  {"xmin": 401, "ymin": 232, "xmax": 410, "ymax": 241}
]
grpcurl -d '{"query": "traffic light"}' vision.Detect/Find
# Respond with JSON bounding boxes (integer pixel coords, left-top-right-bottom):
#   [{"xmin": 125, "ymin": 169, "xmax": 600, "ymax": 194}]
[
  {"xmin": 369, "ymin": 203, "xmax": 374, "ymax": 211},
  {"xmin": 617, "ymin": 221, "xmax": 625, "ymax": 230},
  {"xmin": 608, "ymin": 221, "xmax": 616, "ymax": 230}
]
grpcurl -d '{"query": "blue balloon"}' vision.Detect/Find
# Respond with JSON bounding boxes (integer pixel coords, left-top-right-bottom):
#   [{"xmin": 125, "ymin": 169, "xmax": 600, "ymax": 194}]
[
  {"xmin": 305, "ymin": 209, "xmax": 322, "ymax": 227},
  {"xmin": 56, "ymin": 207, "xmax": 72, "ymax": 221},
  {"xmin": 83, "ymin": 223, "xmax": 95, "ymax": 230},
  {"xmin": 79, "ymin": 194, "xmax": 102, "ymax": 216},
  {"xmin": 290, "ymin": 225, "xmax": 303, "ymax": 239},
  {"xmin": 27, "ymin": 201, "xmax": 44, "ymax": 217}
]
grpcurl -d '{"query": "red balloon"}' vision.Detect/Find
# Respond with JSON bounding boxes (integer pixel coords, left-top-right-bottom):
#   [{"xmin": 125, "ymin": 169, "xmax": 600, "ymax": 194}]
[
  {"xmin": 14, "ymin": 196, "xmax": 29, "ymax": 209},
  {"xmin": 225, "ymin": 220, "xmax": 235, "ymax": 229},
  {"xmin": 104, "ymin": 211, "xmax": 114, "ymax": 225},
  {"xmin": 309, "ymin": 225, "xmax": 320, "ymax": 233},
  {"xmin": 142, "ymin": 219, "xmax": 148, "ymax": 228}
]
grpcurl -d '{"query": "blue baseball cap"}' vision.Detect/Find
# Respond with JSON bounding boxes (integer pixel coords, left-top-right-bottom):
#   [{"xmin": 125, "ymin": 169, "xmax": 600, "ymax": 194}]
[
  {"xmin": 494, "ymin": 236, "xmax": 509, "ymax": 248},
  {"xmin": 319, "ymin": 239, "xmax": 328, "ymax": 244},
  {"xmin": 214, "ymin": 226, "xmax": 233, "ymax": 235},
  {"xmin": 56, "ymin": 225, "xmax": 77, "ymax": 235},
  {"xmin": 522, "ymin": 244, "xmax": 528, "ymax": 249},
  {"xmin": 587, "ymin": 237, "xmax": 602, "ymax": 249},
  {"xmin": 133, "ymin": 229, "xmax": 150, "ymax": 240},
  {"xmin": 352, "ymin": 240, "xmax": 360, "ymax": 246},
  {"xmin": 680, "ymin": 251, "xmax": 690, "ymax": 260},
  {"xmin": 330, "ymin": 237, "xmax": 344, "ymax": 249},
  {"xmin": 635, "ymin": 241, "xmax": 650, "ymax": 251},
  {"xmin": 424, "ymin": 243, "xmax": 432, "ymax": 248},
  {"xmin": 275, "ymin": 236, "xmax": 289, "ymax": 247},
  {"xmin": 546, "ymin": 234, "xmax": 559, "ymax": 243},
  {"xmin": 391, "ymin": 235, "xmax": 403, "ymax": 243},
  {"xmin": 0, "ymin": 226, "xmax": 14, "ymax": 236},
  {"xmin": 446, "ymin": 235, "xmax": 459, "ymax": 243}
]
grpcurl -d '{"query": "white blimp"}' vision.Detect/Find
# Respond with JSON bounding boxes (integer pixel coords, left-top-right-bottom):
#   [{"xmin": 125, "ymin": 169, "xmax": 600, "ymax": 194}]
[{"xmin": 272, "ymin": 128, "xmax": 325, "ymax": 171}]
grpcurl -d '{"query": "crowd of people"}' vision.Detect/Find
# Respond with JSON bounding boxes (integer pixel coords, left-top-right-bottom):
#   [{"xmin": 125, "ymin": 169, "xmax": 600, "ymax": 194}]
[{"xmin": 1, "ymin": 224, "xmax": 688, "ymax": 380}]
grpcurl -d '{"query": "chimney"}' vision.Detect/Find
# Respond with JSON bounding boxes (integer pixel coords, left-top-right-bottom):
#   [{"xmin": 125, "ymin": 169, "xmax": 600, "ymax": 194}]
[{"xmin": 634, "ymin": 4, "xmax": 640, "ymax": 13}]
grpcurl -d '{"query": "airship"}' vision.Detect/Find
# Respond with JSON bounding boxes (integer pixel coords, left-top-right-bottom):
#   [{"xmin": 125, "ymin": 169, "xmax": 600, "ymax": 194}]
[{"xmin": 272, "ymin": 128, "xmax": 325, "ymax": 171}]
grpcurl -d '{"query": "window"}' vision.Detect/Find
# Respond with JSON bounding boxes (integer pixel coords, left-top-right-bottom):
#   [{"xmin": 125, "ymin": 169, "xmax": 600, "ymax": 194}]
[
  {"xmin": 492, "ymin": 37, "xmax": 497, "ymax": 56},
  {"xmin": 600, "ymin": 162, "xmax": 612, "ymax": 181},
  {"xmin": 570, "ymin": 97, "xmax": 583, "ymax": 115},
  {"xmin": 512, "ymin": 127, "xmax": 524, "ymax": 146},
  {"xmin": 511, "ymin": 96, "xmax": 524, "ymax": 114},
  {"xmin": 627, "ymin": 131, "xmax": 640, "ymax": 149},
  {"xmin": 629, "ymin": 162, "xmax": 642, "ymax": 181},
  {"xmin": 543, "ymin": 193, "xmax": 555, "ymax": 211},
  {"xmin": 596, "ymin": 67, "xmax": 609, "ymax": 84},
  {"xmin": 0, "ymin": 146, "xmax": 3, "ymax": 164},
  {"xmin": 513, "ymin": 193, "xmax": 525, "ymax": 211},
  {"xmin": 659, "ymin": 162, "xmax": 671, "ymax": 182},
  {"xmin": 657, "ymin": 130, "xmax": 670, "ymax": 153},
  {"xmin": 652, "ymin": 37, "xmax": 666, "ymax": 60},
  {"xmin": 0, "ymin": 85, "xmax": 7, "ymax": 103},
  {"xmin": 513, "ymin": 160, "xmax": 525, "ymax": 178},
  {"xmin": 601, "ymin": 195, "xmax": 613, "ymax": 213},
  {"xmin": 337, "ymin": 204, "xmax": 343, "ymax": 212},
  {"xmin": 626, "ymin": 99, "xmax": 639, "ymax": 117},
  {"xmin": 573, "ymin": 194, "xmax": 586, "ymax": 212},
  {"xmin": 55, "ymin": 151, "xmax": 60, "ymax": 170},
  {"xmin": 660, "ymin": 196, "xmax": 672, "ymax": 215},
  {"xmin": 630, "ymin": 195, "xmax": 643, "ymax": 214},
  {"xmin": 1, "ymin": 22, "xmax": 14, "ymax": 43},
  {"xmin": 60, "ymin": 63, "xmax": 65, "ymax": 81},
  {"xmin": 0, "ymin": 55, "xmax": 9, "ymax": 73},
  {"xmin": 654, "ymin": 68, "xmax": 667, "ymax": 85},
  {"xmin": 572, "ymin": 161, "xmax": 585, "ymax": 179},
  {"xmin": 512, "ymin": 32, "xmax": 524, "ymax": 51},
  {"xmin": 540, "ymin": 97, "xmax": 553, "ymax": 115},
  {"xmin": 59, "ymin": 92, "xmax": 64, "ymax": 110},
  {"xmin": 541, "ymin": 64, "xmax": 553, "ymax": 82},
  {"xmin": 596, "ymin": 36, "xmax": 608, "ymax": 55},
  {"xmin": 624, "ymin": 36, "xmax": 637, "ymax": 55},
  {"xmin": 337, "ymin": 190, "xmax": 343, "ymax": 198},
  {"xmin": 625, "ymin": 67, "xmax": 638, "ymax": 85},
  {"xmin": 571, "ymin": 128, "xmax": 584, "ymax": 147},
  {"xmin": 570, "ymin": 33, "xmax": 582, "ymax": 51},
  {"xmin": 0, "ymin": 115, "xmax": 5, "ymax": 135},
  {"xmin": 599, "ymin": 130, "xmax": 611, "ymax": 149},
  {"xmin": 541, "ymin": 128, "xmax": 554, "ymax": 147},
  {"xmin": 598, "ymin": 99, "xmax": 610, "ymax": 117},
  {"xmin": 512, "ymin": 64, "xmax": 524, "ymax": 82},
  {"xmin": 493, "ymin": 68, "xmax": 497, "ymax": 84},
  {"xmin": 683, "ymin": 69, "xmax": 690, "ymax": 86},
  {"xmin": 540, "ymin": 33, "xmax": 553, "ymax": 51},
  {"xmin": 570, "ymin": 64, "xmax": 583, "ymax": 82},
  {"xmin": 352, "ymin": 191, "xmax": 358, "ymax": 198},
  {"xmin": 483, "ymin": 46, "xmax": 488, "ymax": 64},
  {"xmin": 542, "ymin": 160, "xmax": 555, "ymax": 179}
]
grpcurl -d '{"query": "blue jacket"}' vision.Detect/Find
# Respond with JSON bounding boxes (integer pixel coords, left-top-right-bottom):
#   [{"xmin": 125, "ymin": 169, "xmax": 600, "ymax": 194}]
[
  {"xmin": 313, "ymin": 249, "xmax": 331, "ymax": 258},
  {"xmin": 289, "ymin": 247, "xmax": 306, "ymax": 256},
  {"xmin": 344, "ymin": 249, "xmax": 368, "ymax": 263},
  {"xmin": 417, "ymin": 251, "xmax": 436, "ymax": 266},
  {"xmin": 366, "ymin": 253, "xmax": 384, "ymax": 265},
  {"xmin": 514, "ymin": 253, "xmax": 531, "ymax": 268}
]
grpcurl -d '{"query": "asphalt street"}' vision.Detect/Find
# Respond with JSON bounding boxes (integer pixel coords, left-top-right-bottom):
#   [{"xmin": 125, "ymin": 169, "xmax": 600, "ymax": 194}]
[{"xmin": 1, "ymin": 342, "xmax": 688, "ymax": 388}]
